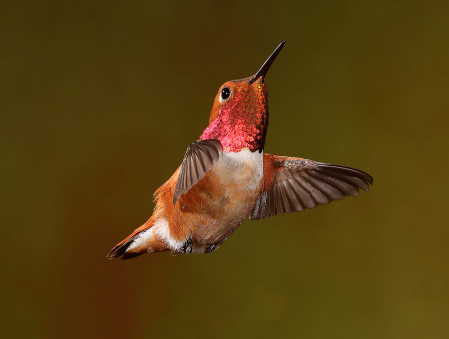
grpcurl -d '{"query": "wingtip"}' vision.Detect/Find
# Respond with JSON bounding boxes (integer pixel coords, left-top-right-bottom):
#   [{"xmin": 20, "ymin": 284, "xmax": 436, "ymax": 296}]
[{"xmin": 318, "ymin": 163, "xmax": 374, "ymax": 187}]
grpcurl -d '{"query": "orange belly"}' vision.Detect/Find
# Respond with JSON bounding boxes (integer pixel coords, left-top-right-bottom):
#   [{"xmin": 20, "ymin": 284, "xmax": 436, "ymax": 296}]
[{"xmin": 155, "ymin": 148, "xmax": 264, "ymax": 253}]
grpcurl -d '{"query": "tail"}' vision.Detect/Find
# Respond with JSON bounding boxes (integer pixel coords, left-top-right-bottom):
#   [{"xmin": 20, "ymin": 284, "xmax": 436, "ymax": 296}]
[{"xmin": 107, "ymin": 217, "xmax": 168, "ymax": 260}]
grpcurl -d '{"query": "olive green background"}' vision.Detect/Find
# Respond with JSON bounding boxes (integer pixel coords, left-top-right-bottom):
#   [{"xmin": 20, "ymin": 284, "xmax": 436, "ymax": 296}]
[{"xmin": 2, "ymin": 1, "xmax": 449, "ymax": 338}]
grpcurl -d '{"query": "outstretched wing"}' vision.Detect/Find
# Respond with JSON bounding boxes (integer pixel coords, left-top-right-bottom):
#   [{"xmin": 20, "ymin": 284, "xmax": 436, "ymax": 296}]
[
  {"xmin": 250, "ymin": 154, "xmax": 373, "ymax": 220},
  {"xmin": 173, "ymin": 139, "xmax": 223, "ymax": 205}
]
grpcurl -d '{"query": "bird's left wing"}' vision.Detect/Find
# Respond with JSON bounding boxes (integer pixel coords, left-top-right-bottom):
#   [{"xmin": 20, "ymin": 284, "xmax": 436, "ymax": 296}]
[
  {"xmin": 173, "ymin": 139, "xmax": 223, "ymax": 205},
  {"xmin": 250, "ymin": 154, "xmax": 373, "ymax": 220}
]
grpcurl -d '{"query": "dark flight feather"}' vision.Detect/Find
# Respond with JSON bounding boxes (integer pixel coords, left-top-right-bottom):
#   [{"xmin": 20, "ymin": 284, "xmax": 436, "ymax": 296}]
[
  {"xmin": 173, "ymin": 139, "xmax": 223, "ymax": 205},
  {"xmin": 250, "ymin": 156, "xmax": 373, "ymax": 220}
]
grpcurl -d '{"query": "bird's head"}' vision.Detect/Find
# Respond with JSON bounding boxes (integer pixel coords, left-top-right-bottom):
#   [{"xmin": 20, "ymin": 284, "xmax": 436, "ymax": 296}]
[{"xmin": 200, "ymin": 41, "xmax": 286, "ymax": 153}]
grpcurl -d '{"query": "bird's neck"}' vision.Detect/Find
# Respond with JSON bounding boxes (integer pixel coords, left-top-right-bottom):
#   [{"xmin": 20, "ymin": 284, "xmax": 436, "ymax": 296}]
[{"xmin": 200, "ymin": 115, "xmax": 267, "ymax": 153}]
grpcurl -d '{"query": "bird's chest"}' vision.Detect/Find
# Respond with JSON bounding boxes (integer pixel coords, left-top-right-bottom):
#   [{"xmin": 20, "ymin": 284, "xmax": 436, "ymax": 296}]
[
  {"xmin": 178, "ymin": 148, "xmax": 264, "ymax": 249},
  {"xmin": 209, "ymin": 148, "xmax": 264, "ymax": 214}
]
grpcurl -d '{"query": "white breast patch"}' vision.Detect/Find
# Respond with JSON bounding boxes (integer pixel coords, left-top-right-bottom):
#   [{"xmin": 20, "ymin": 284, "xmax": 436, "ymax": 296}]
[{"xmin": 217, "ymin": 148, "xmax": 264, "ymax": 191}]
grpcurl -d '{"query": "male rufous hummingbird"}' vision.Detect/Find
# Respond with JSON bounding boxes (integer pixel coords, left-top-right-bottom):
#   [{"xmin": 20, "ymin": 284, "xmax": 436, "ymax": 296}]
[{"xmin": 108, "ymin": 41, "xmax": 373, "ymax": 260}]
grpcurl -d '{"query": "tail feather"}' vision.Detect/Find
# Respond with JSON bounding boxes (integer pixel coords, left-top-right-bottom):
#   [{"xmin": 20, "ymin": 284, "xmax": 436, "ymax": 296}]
[
  {"xmin": 107, "ymin": 217, "xmax": 169, "ymax": 260},
  {"xmin": 121, "ymin": 251, "xmax": 144, "ymax": 260},
  {"xmin": 107, "ymin": 237, "xmax": 135, "ymax": 259}
]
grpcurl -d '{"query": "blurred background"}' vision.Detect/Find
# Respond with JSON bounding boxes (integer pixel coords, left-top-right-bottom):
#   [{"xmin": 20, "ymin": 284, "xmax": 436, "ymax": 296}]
[{"xmin": 2, "ymin": 1, "xmax": 449, "ymax": 338}]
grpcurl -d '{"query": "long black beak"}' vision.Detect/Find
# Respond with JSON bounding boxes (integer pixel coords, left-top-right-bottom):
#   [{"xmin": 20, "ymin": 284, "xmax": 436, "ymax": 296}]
[{"xmin": 249, "ymin": 41, "xmax": 286, "ymax": 85}]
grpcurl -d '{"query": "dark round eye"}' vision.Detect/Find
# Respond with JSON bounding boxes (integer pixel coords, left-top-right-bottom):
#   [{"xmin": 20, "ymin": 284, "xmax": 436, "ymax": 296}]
[{"xmin": 221, "ymin": 87, "xmax": 231, "ymax": 101}]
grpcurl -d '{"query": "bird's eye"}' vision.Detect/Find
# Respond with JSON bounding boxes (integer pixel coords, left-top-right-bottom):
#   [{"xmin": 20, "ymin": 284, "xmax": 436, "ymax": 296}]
[{"xmin": 221, "ymin": 87, "xmax": 231, "ymax": 101}]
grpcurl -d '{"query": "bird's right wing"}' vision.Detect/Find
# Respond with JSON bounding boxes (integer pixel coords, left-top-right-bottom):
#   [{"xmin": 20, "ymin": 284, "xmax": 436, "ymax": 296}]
[
  {"xmin": 250, "ymin": 154, "xmax": 373, "ymax": 220},
  {"xmin": 173, "ymin": 139, "xmax": 223, "ymax": 205}
]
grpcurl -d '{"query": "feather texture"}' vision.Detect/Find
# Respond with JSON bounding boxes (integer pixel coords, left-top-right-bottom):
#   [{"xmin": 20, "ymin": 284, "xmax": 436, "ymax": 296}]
[
  {"xmin": 173, "ymin": 139, "xmax": 222, "ymax": 205},
  {"xmin": 250, "ymin": 154, "xmax": 373, "ymax": 220}
]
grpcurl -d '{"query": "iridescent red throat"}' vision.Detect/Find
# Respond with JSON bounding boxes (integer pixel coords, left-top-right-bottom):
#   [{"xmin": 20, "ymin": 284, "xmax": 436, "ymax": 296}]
[{"xmin": 200, "ymin": 86, "xmax": 268, "ymax": 153}]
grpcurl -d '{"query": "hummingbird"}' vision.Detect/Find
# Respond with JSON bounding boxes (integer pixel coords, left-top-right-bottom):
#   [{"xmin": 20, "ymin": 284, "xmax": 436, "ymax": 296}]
[{"xmin": 107, "ymin": 41, "xmax": 373, "ymax": 260}]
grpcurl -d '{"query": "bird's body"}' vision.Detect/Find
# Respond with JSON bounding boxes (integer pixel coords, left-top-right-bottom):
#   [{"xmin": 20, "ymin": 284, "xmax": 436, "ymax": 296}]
[
  {"xmin": 111, "ymin": 148, "xmax": 264, "ymax": 258},
  {"xmin": 108, "ymin": 41, "xmax": 373, "ymax": 260}
]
